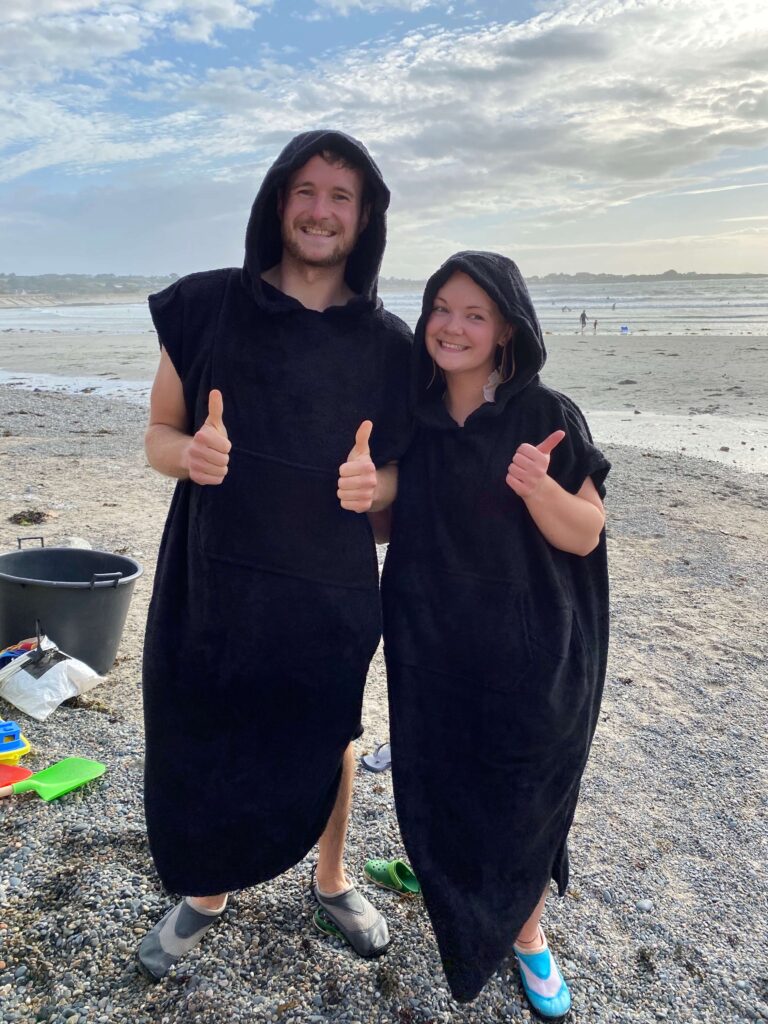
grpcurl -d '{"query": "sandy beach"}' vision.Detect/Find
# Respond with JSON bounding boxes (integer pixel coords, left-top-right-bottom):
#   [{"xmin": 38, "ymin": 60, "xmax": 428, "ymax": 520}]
[
  {"xmin": 2, "ymin": 330, "xmax": 767, "ymax": 474},
  {"xmin": 0, "ymin": 335, "xmax": 766, "ymax": 1023}
]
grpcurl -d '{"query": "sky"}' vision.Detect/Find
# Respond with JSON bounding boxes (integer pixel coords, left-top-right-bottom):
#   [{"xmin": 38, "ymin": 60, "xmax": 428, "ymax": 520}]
[{"xmin": 1, "ymin": 0, "xmax": 767, "ymax": 278}]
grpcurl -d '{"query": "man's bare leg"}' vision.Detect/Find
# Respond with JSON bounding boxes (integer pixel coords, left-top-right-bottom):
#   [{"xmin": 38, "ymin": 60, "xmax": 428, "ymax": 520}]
[
  {"xmin": 315, "ymin": 741, "xmax": 355, "ymax": 893},
  {"xmin": 138, "ymin": 891, "xmax": 228, "ymax": 981},
  {"xmin": 190, "ymin": 894, "xmax": 228, "ymax": 912},
  {"xmin": 311, "ymin": 742, "xmax": 390, "ymax": 956}
]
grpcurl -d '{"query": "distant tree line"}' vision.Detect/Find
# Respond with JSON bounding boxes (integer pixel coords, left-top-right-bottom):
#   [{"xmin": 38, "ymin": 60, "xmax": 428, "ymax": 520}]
[
  {"xmin": 0, "ymin": 273, "xmax": 179, "ymax": 296},
  {"xmin": 525, "ymin": 269, "xmax": 768, "ymax": 284},
  {"xmin": 1, "ymin": 269, "xmax": 764, "ymax": 298}
]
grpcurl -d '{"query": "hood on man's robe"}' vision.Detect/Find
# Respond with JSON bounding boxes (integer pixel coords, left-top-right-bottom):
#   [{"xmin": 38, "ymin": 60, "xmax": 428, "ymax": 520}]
[{"xmin": 242, "ymin": 130, "xmax": 391, "ymax": 309}]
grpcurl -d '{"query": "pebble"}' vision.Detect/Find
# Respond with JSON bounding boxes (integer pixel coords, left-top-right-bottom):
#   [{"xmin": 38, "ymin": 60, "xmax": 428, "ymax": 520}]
[{"xmin": 636, "ymin": 899, "xmax": 654, "ymax": 912}]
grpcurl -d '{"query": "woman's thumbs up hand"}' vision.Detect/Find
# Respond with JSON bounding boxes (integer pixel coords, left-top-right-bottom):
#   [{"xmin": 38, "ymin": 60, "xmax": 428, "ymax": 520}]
[{"xmin": 505, "ymin": 430, "xmax": 565, "ymax": 499}]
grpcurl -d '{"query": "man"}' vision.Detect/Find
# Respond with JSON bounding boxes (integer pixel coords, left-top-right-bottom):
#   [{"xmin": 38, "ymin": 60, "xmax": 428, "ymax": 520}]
[{"xmin": 138, "ymin": 130, "xmax": 412, "ymax": 980}]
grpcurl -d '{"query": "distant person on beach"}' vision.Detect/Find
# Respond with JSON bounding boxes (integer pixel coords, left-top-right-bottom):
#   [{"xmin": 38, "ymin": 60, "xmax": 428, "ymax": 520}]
[
  {"xmin": 580, "ymin": 309, "xmax": 587, "ymax": 331},
  {"xmin": 375, "ymin": 252, "xmax": 610, "ymax": 1017},
  {"xmin": 593, "ymin": 319, "xmax": 598, "ymax": 332},
  {"xmin": 138, "ymin": 130, "xmax": 412, "ymax": 980}
]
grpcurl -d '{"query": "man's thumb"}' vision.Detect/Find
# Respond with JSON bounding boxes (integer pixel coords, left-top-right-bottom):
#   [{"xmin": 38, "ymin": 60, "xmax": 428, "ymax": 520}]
[
  {"xmin": 352, "ymin": 420, "xmax": 373, "ymax": 459},
  {"xmin": 206, "ymin": 389, "xmax": 225, "ymax": 434},
  {"xmin": 537, "ymin": 429, "xmax": 565, "ymax": 455}
]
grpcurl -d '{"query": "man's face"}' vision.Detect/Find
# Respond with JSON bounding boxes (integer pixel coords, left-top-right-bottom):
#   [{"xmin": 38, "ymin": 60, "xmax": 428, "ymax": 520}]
[{"xmin": 279, "ymin": 154, "xmax": 368, "ymax": 269}]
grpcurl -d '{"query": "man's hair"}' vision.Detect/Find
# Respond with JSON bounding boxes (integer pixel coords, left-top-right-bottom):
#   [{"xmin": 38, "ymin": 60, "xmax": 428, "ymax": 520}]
[{"xmin": 283, "ymin": 147, "xmax": 374, "ymax": 213}]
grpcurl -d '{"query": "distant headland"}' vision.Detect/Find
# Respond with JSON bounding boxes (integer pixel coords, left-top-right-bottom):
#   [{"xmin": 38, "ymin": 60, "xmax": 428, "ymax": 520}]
[{"xmin": 0, "ymin": 269, "xmax": 765, "ymax": 308}]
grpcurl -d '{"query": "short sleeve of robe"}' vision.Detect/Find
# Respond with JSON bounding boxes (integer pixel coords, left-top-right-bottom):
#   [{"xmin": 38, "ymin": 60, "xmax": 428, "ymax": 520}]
[
  {"xmin": 148, "ymin": 272, "xmax": 229, "ymax": 384},
  {"xmin": 545, "ymin": 391, "xmax": 610, "ymax": 499},
  {"xmin": 148, "ymin": 278, "xmax": 186, "ymax": 378}
]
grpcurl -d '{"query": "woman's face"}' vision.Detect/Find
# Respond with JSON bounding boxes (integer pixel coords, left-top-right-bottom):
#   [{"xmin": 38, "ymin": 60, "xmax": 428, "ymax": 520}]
[{"xmin": 425, "ymin": 272, "xmax": 512, "ymax": 381}]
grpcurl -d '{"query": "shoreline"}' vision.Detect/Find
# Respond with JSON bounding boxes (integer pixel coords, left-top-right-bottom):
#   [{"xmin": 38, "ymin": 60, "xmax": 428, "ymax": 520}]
[{"xmin": 1, "ymin": 330, "xmax": 766, "ymax": 475}]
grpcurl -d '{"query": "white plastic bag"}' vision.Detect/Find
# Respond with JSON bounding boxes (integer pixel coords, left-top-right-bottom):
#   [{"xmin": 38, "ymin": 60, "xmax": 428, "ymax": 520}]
[{"xmin": 0, "ymin": 637, "xmax": 102, "ymax": 721}]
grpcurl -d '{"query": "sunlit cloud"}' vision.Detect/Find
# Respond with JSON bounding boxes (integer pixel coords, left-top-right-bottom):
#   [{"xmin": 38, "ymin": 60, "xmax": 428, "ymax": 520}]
[{"xmin": 1, "ymin": 0, "xmax": 767, "ymax": 273}]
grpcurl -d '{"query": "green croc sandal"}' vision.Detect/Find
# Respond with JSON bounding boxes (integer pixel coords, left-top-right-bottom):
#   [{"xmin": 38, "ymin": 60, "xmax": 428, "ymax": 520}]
[
  {"xmin": 313, "ymin": 906, "xmax": 345, "ymax": 940},
  {"xmin": 364, "ymin": 858, "xmax": 421, "ymax": 897}
]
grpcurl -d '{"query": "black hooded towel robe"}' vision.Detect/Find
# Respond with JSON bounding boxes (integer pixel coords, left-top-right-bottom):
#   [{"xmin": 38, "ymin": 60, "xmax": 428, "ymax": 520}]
[
  {"xmin": 143, "ymin": 131, "xmax": 412, "ymax": 896},
  {"xmin": 381, "ymin": 252, "xmax": 610, "ymax": 1002}
]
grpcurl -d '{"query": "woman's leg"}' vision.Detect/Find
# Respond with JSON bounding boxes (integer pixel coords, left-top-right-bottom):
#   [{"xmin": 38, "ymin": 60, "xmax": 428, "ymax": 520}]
[
  {"xmin": 514, "ymin": 886, "xmax": 548, "ymax": 947},
  {"xmin": 513, "ymin": 887, "xmax": 572, "ymax": 1019}
]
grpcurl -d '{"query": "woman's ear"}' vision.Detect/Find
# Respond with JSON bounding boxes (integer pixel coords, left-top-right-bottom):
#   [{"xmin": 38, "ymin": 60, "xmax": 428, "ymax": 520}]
[{"xmin": 499, "ymin": 323, "xmax": 516, "ymax": 347}]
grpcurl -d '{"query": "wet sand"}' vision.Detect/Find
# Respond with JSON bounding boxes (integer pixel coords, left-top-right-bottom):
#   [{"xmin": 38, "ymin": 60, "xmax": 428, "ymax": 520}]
[{"xmin": 1, "ymin": 330, "xmax": 767, "ymax": 472}]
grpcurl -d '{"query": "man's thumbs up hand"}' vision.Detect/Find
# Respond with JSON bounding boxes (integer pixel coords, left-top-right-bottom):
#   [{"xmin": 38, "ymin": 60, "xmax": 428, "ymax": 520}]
[
  {"xmin": 205, "ymin": 388, "xmax": 227, "ymax": 436},
  {"xmin": 338, "ymin": 420, "xmax": 377, "ymax": 512},
  {"xmin": 186, "ymin": 389, "xmax": 232, "ymax": 485}
]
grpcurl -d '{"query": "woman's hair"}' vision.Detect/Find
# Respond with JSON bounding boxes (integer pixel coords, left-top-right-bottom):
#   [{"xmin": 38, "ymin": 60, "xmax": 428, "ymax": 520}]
[{"xmin": 495, "ymin": 327, "xmax": 516, "ymax": 384}]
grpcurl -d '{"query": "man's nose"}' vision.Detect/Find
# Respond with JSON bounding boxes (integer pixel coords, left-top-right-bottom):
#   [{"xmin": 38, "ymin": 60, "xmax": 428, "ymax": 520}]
[{"xmin": 309, "ymin": 193, "xmax": 332, "ymax": 219}]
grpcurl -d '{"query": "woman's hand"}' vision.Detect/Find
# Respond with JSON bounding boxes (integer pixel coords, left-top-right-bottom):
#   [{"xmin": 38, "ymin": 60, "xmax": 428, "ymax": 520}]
[{"xmin": 505, "ymin": 430, "xmax": 565, "ymax": 499}]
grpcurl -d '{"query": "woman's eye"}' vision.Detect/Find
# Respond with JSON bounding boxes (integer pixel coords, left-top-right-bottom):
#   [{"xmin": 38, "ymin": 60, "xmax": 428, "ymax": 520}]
[{"xmin": 431, "ymin": 305, "xmax": 447, "ymax": 314}]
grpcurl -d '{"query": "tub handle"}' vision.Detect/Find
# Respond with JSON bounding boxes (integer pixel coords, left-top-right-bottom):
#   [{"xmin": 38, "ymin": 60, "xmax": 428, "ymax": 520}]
[
  {"xmin": 90, "ymin": 572, "xmax": 122, "ymax": 589},
  {"xmin": 17, "ymin": 536, "xmax": 45, "ymax": 549}
]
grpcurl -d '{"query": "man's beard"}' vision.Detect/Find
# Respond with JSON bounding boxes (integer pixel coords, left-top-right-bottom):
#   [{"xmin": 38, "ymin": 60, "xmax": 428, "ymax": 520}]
[{"xmin": 281, "ymin": 221, "xmax": 358, "ymax": 268}]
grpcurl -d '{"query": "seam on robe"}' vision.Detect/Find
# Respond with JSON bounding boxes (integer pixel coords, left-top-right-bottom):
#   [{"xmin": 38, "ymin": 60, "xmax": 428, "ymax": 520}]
[{"xmin": 200, "ymin": 551, "xmax": 381, "ymax": 591}]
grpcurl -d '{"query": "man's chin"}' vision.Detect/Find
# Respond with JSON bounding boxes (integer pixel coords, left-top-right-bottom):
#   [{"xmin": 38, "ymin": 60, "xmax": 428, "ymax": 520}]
[{"xmin": 283, "ymin": 236, "xmax": 353, "ymax": 269}]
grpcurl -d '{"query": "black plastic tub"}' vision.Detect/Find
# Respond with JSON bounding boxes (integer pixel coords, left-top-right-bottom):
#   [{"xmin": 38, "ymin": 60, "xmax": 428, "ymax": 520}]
[{"xmin": 0, "ymin": 545, "xmax": 143, "ymax": 674}]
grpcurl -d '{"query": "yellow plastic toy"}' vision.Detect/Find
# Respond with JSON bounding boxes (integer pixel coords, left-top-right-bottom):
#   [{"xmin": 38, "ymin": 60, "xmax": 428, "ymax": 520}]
[{"xmin": 0, "ymin": 720, "xmax": 31, "ymax": 765}]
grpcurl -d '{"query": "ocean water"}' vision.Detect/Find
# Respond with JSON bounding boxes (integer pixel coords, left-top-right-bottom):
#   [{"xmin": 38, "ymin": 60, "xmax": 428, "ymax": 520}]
[
  {"xmin": 1, "ymin": 276, "xmax": 766, "ymax": 336},
  {"xmin": 385, "ymin": 277, "xmax": 768, "ymax": 336}
]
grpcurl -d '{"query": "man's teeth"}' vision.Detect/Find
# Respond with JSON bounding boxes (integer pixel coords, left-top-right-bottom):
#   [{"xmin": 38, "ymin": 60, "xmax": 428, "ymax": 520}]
[{"xmin": 302, "ymin": 227, "xmax": 334, "ymax": 236}]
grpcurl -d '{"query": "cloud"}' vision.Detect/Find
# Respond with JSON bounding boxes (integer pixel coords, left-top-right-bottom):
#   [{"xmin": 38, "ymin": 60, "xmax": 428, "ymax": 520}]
[
  {"xmin": 673, "ymin": 181, "xmax": 768, "ymax": 196},
  {"xmin": 161, "ymin": 0, "xmax": 269, "ymax": 43},
  {"xmin": 310, "ymin": 0, "xmax": 436, "ymax": 13},
  {"xmin": 0, "ymin": 1, "xmax": 270, "ymax": 85},
  {"xmin": 2, "ymin": 0, "xmax": 768, "ymax": 273}
]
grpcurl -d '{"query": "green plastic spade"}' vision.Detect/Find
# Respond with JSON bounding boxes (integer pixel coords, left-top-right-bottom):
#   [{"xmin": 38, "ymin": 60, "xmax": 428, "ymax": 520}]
[{"xmin": 0, "ymin": 757, "xmax": 105, "ymax": 802}]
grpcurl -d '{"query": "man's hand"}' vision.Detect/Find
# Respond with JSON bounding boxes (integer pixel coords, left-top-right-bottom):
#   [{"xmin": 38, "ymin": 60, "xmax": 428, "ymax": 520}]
[
  {"xmin": 337, "ymin": 420, "xmax": 377, "ymax": 512},
  {"xmin": 186, "ymin": 389, "xmax": 232, "ymax": 486},
  {"xmin": 505, "ymin": 430, "xmax": 565, "ymax": 499}
]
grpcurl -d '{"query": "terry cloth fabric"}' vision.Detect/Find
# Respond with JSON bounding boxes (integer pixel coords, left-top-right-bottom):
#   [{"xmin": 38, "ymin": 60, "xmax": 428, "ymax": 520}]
[
  {"xmin": 381, "ymin": 251, "xmax": 610, "ymax": 1003},
  {"xmin": 143, "ymin": 130, "xmax": 413, "ymax": 896}
]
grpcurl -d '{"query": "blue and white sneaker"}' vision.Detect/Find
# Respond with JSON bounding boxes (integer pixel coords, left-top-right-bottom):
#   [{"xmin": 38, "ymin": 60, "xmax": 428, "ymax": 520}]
[{"xmin": 513, "ymin": 930, "xmax": 572, "ymax": 1021}]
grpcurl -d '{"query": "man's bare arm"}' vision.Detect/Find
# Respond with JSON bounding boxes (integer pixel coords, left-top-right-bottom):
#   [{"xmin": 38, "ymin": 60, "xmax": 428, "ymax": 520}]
[{"xmin": 145, "ymin": 348, "xmax": 230, "ymax": 484}]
